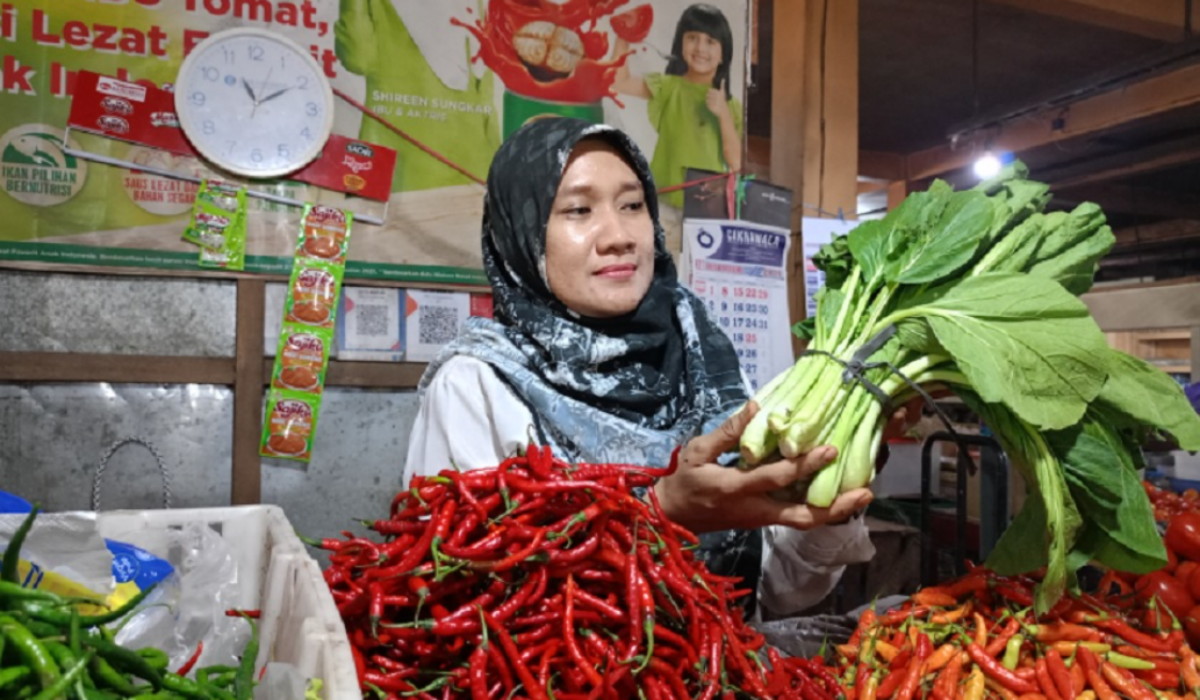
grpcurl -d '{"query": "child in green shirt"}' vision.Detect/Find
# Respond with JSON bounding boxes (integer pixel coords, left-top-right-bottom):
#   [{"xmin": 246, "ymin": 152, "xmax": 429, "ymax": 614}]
[{"xmin": 613, "ymin": 3, "xmax": 743, "ymax": 208}]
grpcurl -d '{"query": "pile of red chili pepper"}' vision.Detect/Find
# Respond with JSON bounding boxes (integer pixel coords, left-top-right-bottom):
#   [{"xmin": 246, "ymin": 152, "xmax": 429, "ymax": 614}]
[
  {"xmin": 834, "ymin": 565, "xmax": 1200, "ymax": 700},
  {"xmin": 311, "ymin": 446, "xmax": 834, "ymax": 699}
]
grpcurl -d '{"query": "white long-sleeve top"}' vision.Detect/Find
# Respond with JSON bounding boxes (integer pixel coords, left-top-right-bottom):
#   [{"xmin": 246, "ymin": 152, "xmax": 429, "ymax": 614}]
[{"xmin": 404, "ymin": 355, "xmax": 876, "ymax": 617}]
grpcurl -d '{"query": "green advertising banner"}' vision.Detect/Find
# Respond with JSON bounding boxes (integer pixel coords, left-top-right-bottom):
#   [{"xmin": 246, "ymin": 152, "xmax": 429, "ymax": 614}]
[{"xmin": 0, "ymin": 0, "xmax": 747, "ymax": 284}]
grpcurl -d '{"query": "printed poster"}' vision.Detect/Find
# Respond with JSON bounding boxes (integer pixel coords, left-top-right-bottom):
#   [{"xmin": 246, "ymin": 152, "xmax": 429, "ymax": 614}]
[
  {"xmin": 801, "ymin": 216, "xmax": 855, "ymax": 318},
  {"xmin": 682, "ymin": 218, "xmax": 792, "ymax": 392},
  {"xmin": 0, "ymin": 0, "xmax": 749, "ymax": 283}
]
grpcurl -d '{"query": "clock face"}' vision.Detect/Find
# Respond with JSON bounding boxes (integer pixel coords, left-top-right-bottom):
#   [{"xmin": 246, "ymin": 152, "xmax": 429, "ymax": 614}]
[{"xmin": 175, "ymin": 29, "xmax": 334, "ymax": 179}]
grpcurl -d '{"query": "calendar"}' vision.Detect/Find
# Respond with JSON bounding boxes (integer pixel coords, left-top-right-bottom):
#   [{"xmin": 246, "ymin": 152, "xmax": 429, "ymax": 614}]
[{"xmin": 682, "ymin": 219, "xmax": 794, "ymax": 392}]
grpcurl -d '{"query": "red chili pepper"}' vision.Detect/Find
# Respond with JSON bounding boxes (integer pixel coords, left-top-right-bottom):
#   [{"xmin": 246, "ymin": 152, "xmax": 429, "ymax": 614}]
[
  {"xmin": 877, "ymin": 605, "xmax": 932, "ymax": 627},
  {"xmin": 966, "ymin": 643, "xmax": 1038, "ymax": 694},
  {"xmin": 482, "ymin": 607, "xmax": 547, "ymax": 700},
  {"xmin": 1100, "ymin": 661, "xmax": 1157, "ymax": 700},
  {"xmin": 223, "ymin": 609, "xmax": 261, "ymax": 618},
  {"xmin": 1044, "ymin": 649, "xmax": 1074, "ymax": 700},
  {"xmin": 174, "ymin": 640, "xmax": 204, "ymax": 676},
  {"xmin": 1090, "ymin": 617, "xmax": 1176, "ymax": 653},
  {"xmin": 981, "ymin": 616, "xmax": 1022, "ymax": 658},
  {"xmin": 468, "ymin": 645, "xmax": 488, "ymax": 700}
]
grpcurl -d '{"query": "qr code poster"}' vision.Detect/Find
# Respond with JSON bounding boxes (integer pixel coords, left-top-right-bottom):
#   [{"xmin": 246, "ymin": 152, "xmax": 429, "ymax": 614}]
[
  {"xmin": 405, "ymin": 290, "xmax": 472, "ymax": 362},
  {"xmin": 336, "ymin": 288, "xmax": 406, "ymax": 362}
]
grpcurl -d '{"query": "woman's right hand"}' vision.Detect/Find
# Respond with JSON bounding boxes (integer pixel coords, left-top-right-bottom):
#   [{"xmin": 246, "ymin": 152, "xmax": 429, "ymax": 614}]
[{"xmin": 652, "ymin": 402, "xmax": 872, "ymax": 534}]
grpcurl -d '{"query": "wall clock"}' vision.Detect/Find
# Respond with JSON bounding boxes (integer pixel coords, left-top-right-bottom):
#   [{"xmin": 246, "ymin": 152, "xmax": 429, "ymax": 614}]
[{"xmin": 174, "ymin": 28, "xmax": 334, "ymax": 179}]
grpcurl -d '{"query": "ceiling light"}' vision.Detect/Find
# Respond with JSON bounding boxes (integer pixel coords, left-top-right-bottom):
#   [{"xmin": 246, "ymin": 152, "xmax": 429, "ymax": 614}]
[{"xmin": 972, "ymin": 151, "xmax": 1002, "ymax": 180}]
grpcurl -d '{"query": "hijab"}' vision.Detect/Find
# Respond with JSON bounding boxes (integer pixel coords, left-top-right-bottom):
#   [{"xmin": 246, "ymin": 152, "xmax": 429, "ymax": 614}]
[{"xmin": 420, "ymin": 117, "xmax": 748, "ymax": 467}]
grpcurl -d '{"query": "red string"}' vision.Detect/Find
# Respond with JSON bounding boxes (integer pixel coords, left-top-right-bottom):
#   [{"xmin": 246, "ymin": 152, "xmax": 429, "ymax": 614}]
[{"xmin": 334, "ymin": 89, "xmax": 741, "ymax": 203}]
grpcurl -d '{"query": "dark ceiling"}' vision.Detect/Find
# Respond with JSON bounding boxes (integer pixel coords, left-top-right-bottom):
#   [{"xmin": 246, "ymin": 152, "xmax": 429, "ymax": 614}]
[{"xmin": 748, "ymin": 0, "xmax": 1200, "ymax": 285}]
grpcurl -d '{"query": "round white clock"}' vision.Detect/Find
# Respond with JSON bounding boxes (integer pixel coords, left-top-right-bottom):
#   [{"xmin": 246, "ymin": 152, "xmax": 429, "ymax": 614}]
[{"xmin": 174, "ymin": 28, "xmax": 334, "ymax": 179}]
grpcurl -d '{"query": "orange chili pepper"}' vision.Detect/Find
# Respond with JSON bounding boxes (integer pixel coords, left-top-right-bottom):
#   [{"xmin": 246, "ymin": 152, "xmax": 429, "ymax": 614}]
[
  {"xmin": 1015, "ymin": 695, "xmax": 1048, "ymax": 700},
  {"xmin": 874, "ymin": 639, "xmax": 900, "ymax": 663},
  {"xmin": 931, "ymin": 602, "xmax": 972, "ymax": 625},
  {"xmin": 973, "ymin": 612, "xmax": 989, "ymax": 648},
  {"xmin": 964, "ymin": 667, "xmax": 986, "ymax": 700},
  {"xmin": 912, "ymin": 587, "xmax": 958, "ymax": 607},
  {"xmin": 1050, "ymin": 641, "xmax": 1110, "ymax": 657},
  {"xmin": 1069, "ymin": 660, "xmax": 1085, "ymax": 697},
  {"xmin": 987, "ymin": 676, "xmax": 1021, "ymax": 700},
  {"xmin": 925, "ymin": 643, "xmax": 960, "ymax": 674},
  {"xmin": 1180, "ymin": 646, "xmax": 1200, "ymax": 693}
]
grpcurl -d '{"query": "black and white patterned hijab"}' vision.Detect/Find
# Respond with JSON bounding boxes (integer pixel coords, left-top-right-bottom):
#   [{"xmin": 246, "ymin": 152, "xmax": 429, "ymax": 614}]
[{"xmin": 421, "ymin": 117, "xmax": 747, "ymax": 467}]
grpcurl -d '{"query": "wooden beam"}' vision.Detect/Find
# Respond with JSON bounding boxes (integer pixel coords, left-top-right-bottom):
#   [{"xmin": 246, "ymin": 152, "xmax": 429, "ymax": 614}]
[
  {"xmin": 1192, "ymin": 326, "xmax": 1200, "ymax": 383},
  {"xmin": 1111, "ymin": 219, "xmax": 1200, "ymax": 246},
  {"xmin": 988, "ymin": 0, "xmax": 1188, "ymax": 42},
  {"xmin": 906, "ymin": 62, "xmax": 1200, "ymax": 181},
  {"xmin": 1083, "ymin": 279, "xmax": 1200, "ymax": 331},
  {"xmin": 887, "ymin": 180, "xmax": 908, "ymax": 211},
  {"xmin": 262, "ymin": 359, "xmax": 426, "ymax": 389},
  {"xmin": 1055, "ymin": 183, "xmax": 1200, "ymax": 220},
  {"xmin": 859, "ymin": 150, "xmax": 907, "ymax": 181},
  {"xmin": 1039, "ymin": 134, "xmax": 1200, "ymax": 189},
  {"xmin": 772, "ymin": 0, "xmax": 859, "ymax": 354},
  {"xmin": 231, "ymin": 279, "xmax": 265, "ymax": 506},
  {"xmin": 0, "ymin": 353, "xmax": 234, "ymax": 383}
]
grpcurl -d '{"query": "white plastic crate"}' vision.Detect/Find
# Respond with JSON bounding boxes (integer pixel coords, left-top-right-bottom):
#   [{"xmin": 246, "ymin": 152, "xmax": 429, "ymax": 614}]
[{"xmin": 97, "ymin": 505, "xmax": 360, "ymax": 700}]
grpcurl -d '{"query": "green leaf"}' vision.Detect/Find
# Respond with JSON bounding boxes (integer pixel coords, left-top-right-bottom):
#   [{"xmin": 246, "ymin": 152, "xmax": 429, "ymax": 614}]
[
  {"xmin": 1095, "ymin": 349, "xmax": 1200, "ymax": 450},
  {"xmin": 813, "ymin": 235, "xmax": 854, "ymax": 290},
  {"xmin": 1076, "ymin": 525, "xmax": 1167, "ymax": 575},
  {"xmin": 894, "ymin": 318, "xmax": 943, "ymax": 356},
  {"xmin": 791, "ymin": 317, "xmax": 816, "ymax": 341},
  {"xmin": 913, "ymin": 273, "xmax": 1109, "ymax": 430},
  {"xmin": 883, "ymin": 191, "xmax": 994, "ymax": 285},
  {"xmin": 1027, "ymin": 217, "xmax": 1114, "ymax": 296},
  {"xmin": 1049, "ymin": 420, "xmax": 1166, "ymax": 566},
  {"xmin": 986, "ymin": 494, "xmax": 1048, "ymax": 575},
  {"xmin": 815, "ymin": 286, "xmax": 844, "ymax": 344}
]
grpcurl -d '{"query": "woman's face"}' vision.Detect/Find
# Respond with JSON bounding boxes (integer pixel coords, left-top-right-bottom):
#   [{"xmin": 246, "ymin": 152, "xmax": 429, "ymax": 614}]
[
  {"xmin": 682, "ymin": 30, "xmax": 722, "ymax": 79},
  {"xmin": 544, "ymin": 140, "xmax": 655, "ymax": 318}
]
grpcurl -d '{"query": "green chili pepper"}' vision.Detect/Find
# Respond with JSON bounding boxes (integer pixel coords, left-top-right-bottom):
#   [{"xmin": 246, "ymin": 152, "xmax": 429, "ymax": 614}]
[
  {"xmin": 163, "ymin": 671, "xmax": 225, "ymax": 700},
  {"xmin": 1105, "ymin": 650, "xmax": 1157, "ymax": 670},
  {"xmin": 2, "ymin": 506, "xmax": 39, "ymax": 583},
  {"xmin": 0, "ymin": 613, "xmax": 62, "ymax": 691},
  {"xmin": 1002, "ymin": 633, "xmax": 1024, "ymax": 670},
  {"xmin": 232, "ymin": 616, "xmax": 259, "ymax": 700},
  {"xmin": 137, "ymin": 646, "xmax": 170, "ymax": 672},
  {"xmin": 83, "ymin": 635, "xmax": 164, "ymax": 690},
  {"xmin": 80, "ymin": 688, "xmax": 122, "ymax": 700},
  {"xmin": 90, "ymin": 654, "xmax": 138, "ymax": 696},
  {"xmin": 29, "ymin": 649, "xmax": 95, "ymax": 700},
  {"xmin": 17, "ymin": 583, "xmax": 157, "ymax": 628},
  {"xmin": 42, "ymin": 639, "xmax": 93, "ymax": 689}
]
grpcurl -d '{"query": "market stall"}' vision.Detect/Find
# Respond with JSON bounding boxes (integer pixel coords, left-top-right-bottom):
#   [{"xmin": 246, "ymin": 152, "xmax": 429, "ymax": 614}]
[{"xmin": 4, "ymin": 1, "xmax": 1200, "ymax": 699}]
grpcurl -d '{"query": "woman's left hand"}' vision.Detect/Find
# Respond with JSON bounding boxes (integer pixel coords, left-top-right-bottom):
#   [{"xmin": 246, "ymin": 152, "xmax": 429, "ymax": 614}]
[{"xmin": 652, "ymin": 402, "xmax": 872, "ymax": 534}]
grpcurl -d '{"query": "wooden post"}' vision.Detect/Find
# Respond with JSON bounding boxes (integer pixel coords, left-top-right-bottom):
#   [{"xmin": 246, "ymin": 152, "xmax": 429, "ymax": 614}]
[
  {"xmin": 232, "ymin": 278, "xmax": 265, "ymax": 505},
  {"xmin": 887, "ymin": 180, "xmax": 908, "ymax": 211},
  {"xmin": 771, "ymin": 0, "xmax": 859, "ymax": 354}
]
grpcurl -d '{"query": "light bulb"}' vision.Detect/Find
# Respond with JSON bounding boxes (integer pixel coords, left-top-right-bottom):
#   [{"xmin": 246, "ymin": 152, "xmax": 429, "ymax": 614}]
[{"xmin": 973, "ymin": 152, "xmax": 1002, "ymax": 180}]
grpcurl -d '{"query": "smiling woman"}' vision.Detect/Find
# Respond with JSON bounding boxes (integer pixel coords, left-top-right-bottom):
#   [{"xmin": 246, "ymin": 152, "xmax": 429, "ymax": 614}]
[
  {"xmin": 402, "ymin": 117, "xmax": 879, "ymax": 618},
  {"xmin": 544, "ymin": 140, "xmax": 656, "ymax": 318}
]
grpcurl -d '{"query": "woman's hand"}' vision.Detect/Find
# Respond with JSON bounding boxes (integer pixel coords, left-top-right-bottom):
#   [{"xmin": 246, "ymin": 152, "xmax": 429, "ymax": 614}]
[{"xmin": 652, "ymin": 402, "xmax": 872, "ymax": 534}]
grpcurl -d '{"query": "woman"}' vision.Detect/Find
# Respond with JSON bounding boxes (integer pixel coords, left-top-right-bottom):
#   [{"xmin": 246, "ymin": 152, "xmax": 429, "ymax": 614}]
[
  {"xmin": 404, "ymin": 117, "xmax": 875, "ymax": 617},
  {"xmin": 611, "ymin": 3, "xmax": 742, "ymax": 208}
]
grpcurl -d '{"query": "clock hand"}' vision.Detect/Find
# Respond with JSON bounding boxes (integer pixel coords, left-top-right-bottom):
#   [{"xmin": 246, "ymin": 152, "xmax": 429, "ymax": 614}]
[
  {"xmin": 251, "ymin": 67, "xmax": 274, "ymax": 119},
  {"xmin": 258, "ymin": 85, "xmax": 294, "ymax": 105},
  {"xmin": 241, "ymin": 77, "xmax": 259, "ymax": 104}
]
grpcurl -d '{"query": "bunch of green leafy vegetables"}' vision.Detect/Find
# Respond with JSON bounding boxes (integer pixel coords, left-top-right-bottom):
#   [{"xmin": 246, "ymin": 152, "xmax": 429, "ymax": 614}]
[{"xmin": 740, "ymin": 163, "xmax": 1200, "ymax": 612}]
